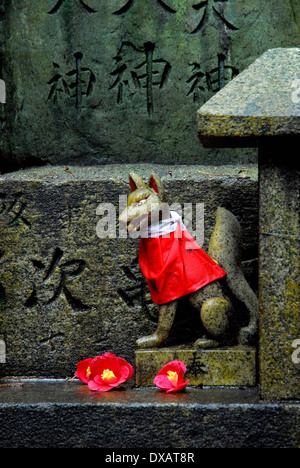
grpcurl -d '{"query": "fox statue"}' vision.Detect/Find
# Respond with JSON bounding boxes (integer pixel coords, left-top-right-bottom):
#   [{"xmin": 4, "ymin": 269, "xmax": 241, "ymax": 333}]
[{"xmin": 119, "ymin": 173, "xmax": 258, "ymax": 349}]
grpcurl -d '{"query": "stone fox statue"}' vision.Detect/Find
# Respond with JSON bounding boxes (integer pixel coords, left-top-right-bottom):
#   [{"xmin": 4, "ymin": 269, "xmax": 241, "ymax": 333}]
[{"xmin": 119, "ymin": 173, "xmax": 258, "ymax": 349}]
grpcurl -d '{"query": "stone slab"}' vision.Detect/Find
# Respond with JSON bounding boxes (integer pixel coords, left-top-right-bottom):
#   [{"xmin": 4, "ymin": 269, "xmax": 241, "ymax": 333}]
[
  {"xmin": 0, "ymin": 381, "xmax": 299, "ymax": 448},
  {"xmin": 0, "ymin": 164, "xmax": 258, "ymax": 378},
  {"xmin": 135, "ymin": 347, "xmax": 257, "ymax": 387},
  {"xmin": 197, "ymin": 48, "xmax": 300, "ymax": 146},
  {"xmin": 1, "ymin": 2, "xmax": 300, "ymax": 167}
]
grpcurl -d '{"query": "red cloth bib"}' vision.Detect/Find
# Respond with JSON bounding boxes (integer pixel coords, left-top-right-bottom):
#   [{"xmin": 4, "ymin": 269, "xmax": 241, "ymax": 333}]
[{"xmin": 139, "ymin": 224, "xmax": 226, "ymax": 305}]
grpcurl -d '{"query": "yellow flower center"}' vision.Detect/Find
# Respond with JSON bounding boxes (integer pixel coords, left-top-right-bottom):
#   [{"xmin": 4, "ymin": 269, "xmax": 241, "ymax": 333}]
[
  {"xmin": 101, "ymin": 369, "xmax": 116, "ymax": 383},
  {"xmin": 86, "ymin": 366, "xmax": 91, "ymax": 378},
  {"xmin": 167, "ymin": 370, "xmax": 178, "ymax": 386}
]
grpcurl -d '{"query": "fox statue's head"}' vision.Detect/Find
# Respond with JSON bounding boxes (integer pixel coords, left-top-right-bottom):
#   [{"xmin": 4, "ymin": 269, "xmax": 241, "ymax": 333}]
[{"xmin": 119, "ymin": 173, "xmax": 168, "ymax": 233}]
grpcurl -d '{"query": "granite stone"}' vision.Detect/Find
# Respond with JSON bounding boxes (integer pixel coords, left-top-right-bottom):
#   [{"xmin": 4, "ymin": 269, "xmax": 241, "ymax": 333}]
[
  {"xmin": 135, "ymin": 347, "xmax": 257, "ymax": 387},
  {"xmin": 258, "ymin": 144, "xmax": 300, "ymax": 400},
  {"xmin": 1, "ymin": 2, "xmax": 300, "ymax": 168},
  {"xmin": 0, "ymin": 164, "xmax": 258, "ymax": 378},
  {"xmin": 196, "ymin": 48, "xmax": 300, "ymax": 400},
  {"xmin": 0, "ymin": 382, "xmax": 299, "ymax": 448},
  {"xmin": 197, "ymin": 48, "xmax": 300, "ymax": 146}
]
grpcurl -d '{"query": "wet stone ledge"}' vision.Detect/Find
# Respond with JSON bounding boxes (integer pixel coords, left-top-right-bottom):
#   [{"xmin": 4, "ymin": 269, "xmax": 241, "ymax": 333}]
[{"xmin": 0, "ymin": 380, "xmax": 299, "ymax": 448}]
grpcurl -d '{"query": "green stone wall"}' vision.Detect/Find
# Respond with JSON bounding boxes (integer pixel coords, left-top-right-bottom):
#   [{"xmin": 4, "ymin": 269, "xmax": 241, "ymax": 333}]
[{"xmin": 1, "ymin": 0, "xmax": 300, "ymax": 168}]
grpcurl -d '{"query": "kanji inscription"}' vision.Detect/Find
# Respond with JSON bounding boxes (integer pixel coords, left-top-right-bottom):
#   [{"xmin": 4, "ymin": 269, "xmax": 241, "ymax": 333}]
[
  {"xmin": 192, "ymin": 0, "xmax": 238, "ymax": 34},
  {"xmin": 110, "ymin": 41, "xmax": 171, "ymax": 117},
  {"xmin": 25, "ymin": 248, "xmax": 89, "ymax": 311},
  {"xmin": 47, "ymin": 53, "xmax": 96, "ymax": 117},
  {"xmin": 48, "ymin": 0, "xmax": 97, "ymax": 14},
  {"xmin": 186, "ymin": 353, "xmax": 208, "ymax": 377},
  {"xmin": 118, "ymin": 256, "xmax": 158, "ymax": 321},
  {"xmin": 0, "ymin": 193, "xmax": 31, "ymax": 228},
  {"xmin": 187, "ymin": 54, "xmax": 239, "ymax": 100}
]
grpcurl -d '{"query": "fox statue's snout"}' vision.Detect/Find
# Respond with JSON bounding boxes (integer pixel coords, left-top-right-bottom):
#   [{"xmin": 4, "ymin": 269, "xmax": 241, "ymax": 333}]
[{"xmin": 120, "ymin": 172, "xmax": 259, "ymax": 349}]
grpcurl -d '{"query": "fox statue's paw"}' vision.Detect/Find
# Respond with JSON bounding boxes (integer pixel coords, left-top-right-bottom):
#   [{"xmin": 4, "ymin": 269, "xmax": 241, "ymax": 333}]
[
  {"xmin": 136, "ymin": 332, "xmax": 165, "ymax": 349},
  {"xmin": 194, "ymin": 337, "xmax": 220, "ymax": 349}
]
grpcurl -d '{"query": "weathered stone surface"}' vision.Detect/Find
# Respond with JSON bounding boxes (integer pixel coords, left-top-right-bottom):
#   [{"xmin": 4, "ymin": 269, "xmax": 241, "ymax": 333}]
[
  {"xmin": 1, "ymin": 2, "xmax": 300, "ymax": 168},
  {"xmin": 199, "ymin": 297, "xmax": 231, "ymax": 339},
  {"xmin": 196, "ymin": 48, "xmax": 300, "ymax": 399},
  {"xmin": 259, "ymin": 145, "xmax": 300, "ymax": 400},
  {"xmin": 208, "ymin": 207, "xmax": 259, "ymax": 345},
  {"xmin": 135, "ymin": 347, "xmax": 257, "ymax": 387},
  {"xmin": 0, "ymin": 382, "xmax": 299, "ymax": 448},
  {"xmin": 197, "ymin": 48, "xmax": 300, "ymax": 146},
  {"xmin": 0, "ymin": 164, "xmax": 258, "ymax": 378}
]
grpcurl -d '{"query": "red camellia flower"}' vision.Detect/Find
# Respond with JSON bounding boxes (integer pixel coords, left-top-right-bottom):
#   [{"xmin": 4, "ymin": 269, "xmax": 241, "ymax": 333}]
[
  {"xmin": 75, "ymin": 353, "xmax": 134, "ymax": 392},
  {"xmin": 153, "ymin": 360, "xmax": 190, "ymax": 393}
]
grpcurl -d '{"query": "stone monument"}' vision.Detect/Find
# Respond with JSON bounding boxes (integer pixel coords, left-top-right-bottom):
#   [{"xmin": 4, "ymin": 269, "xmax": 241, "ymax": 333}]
[{"xmin": 1, "ymin": 0, "xmax": 300, "ymax": 170}]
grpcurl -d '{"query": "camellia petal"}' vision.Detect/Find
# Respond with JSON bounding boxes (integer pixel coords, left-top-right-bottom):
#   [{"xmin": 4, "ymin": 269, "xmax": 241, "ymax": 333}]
[
  {"xmin": 118, "ymin": 358, "xmax": 134, "ymax": 380},
  {"xmin": 88, "ymin": 380, "xmax": 113, "ymax": 392},
  {"xmin": 74, "ymin": 358, "xmax": 94, "ymax": 384},
  {"xmin": 153, "ymin": 374, "xmax": 174, "ymax": 390}
]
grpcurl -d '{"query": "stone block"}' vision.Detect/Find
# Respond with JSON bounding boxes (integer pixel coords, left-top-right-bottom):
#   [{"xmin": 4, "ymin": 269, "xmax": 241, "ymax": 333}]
[
  {"xmin": 0, "ymin": 382, "xmax": 299, "ymax": 448},
  {"xmin": 0, "ymin": 164, "xmax": 258, "ymax": 378},
  {"xmin": 259, "ymin": 145, "xmax": 300, "ymax": 400},
  {"xmin": 1, "ymin": 1, "xmax": 300, "ymax": 168},
  {"xmin": 135, "ymin": 347, "xmax": 257, "ymax": 387},
  {"xmin": 197, "ymin": 48, "xmax": 300, "ymax": 146}
]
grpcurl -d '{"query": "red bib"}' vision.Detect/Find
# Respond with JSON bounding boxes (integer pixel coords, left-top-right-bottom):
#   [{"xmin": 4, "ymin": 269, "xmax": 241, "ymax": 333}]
[{"xmin": 139, "ymin": 224, "xmax": 226, "ymax": 305}]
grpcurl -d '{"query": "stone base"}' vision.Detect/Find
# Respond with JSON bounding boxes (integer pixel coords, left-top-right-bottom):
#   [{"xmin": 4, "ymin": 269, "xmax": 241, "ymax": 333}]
[
  {"xmin": 0, "ymin": 380, "xmax": 299, "ymax": 448},
  {"xmin": 135, "ymin": 346, "xmax": 257, "ymax": 387}
]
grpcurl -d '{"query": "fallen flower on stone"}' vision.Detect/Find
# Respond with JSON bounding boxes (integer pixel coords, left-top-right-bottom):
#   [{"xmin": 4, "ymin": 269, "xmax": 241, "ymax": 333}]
[
  {"xmin": 153, "ymin": 360, "xmax": 190, "ymax": 393},
  {"xmin": 74, "ymin": 358, "xmax": 94, "ymax": 384},
  {"xmin": 75, "ymin": 352, "xmax": 134, "ymax": 392}
]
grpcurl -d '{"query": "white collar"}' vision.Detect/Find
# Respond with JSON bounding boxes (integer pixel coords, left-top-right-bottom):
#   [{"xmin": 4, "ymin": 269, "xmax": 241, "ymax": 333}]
[{"xmin": 140, "ymin": 211, "xmax": 186, "ymax": 238}]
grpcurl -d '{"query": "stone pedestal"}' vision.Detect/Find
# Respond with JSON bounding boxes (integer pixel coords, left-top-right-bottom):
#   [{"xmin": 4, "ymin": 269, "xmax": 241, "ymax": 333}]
[
  {"xmin": 136, "ymin": 347, "xmax": 256, "ymax": 387},
  {"xmin": 197, "ymin": 48, "xmax": 300, "ymax": 400}
]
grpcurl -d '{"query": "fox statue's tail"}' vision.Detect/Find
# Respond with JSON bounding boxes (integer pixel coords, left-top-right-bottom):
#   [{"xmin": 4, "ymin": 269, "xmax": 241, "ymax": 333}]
[{"xmin": 208, "ymin": 207, "xmax": 259, "ymax": 345}]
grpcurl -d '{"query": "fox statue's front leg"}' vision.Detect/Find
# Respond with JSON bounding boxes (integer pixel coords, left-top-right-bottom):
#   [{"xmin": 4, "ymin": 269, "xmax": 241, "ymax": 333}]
[{"xmin": 136, "ymin": 300, "xmax": 177, "ymax": 348}]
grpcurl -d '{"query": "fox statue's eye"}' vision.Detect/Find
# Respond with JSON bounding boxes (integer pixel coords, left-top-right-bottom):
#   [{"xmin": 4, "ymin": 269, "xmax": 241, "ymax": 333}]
[{"xmin": 137, "ymin": 199, "xmax": 147, "ymax": 206}]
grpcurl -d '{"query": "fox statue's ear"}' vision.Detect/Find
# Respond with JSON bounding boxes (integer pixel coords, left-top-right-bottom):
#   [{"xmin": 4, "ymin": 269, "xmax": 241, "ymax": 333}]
[
  {"xmin": 129, "ymin": 173, "xmax": 146, "ymax": 192},
  {"xmin": 148, "ymin": 173, "xmax": 167, "ymax": 202}
]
